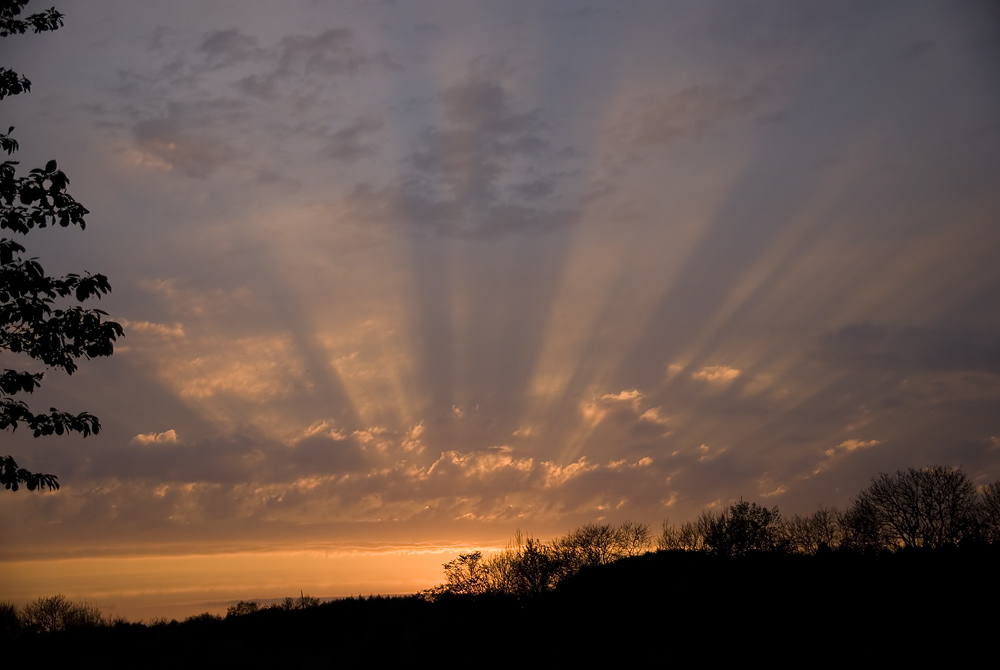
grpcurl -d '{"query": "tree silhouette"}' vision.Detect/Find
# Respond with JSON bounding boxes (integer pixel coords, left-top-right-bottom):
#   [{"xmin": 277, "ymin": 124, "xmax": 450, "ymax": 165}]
[
  {"xmin": 1, "ymin": 0, "xmax": 123, "ymax": 491},
  {"xmin": 438, "ymin": 551, "xmax": 490, "ymax": 595},
  {"xmin": 784, "ymin": 506, "xmax": 843, "ymax": 553},
  {"xmin": 703, "ymin": 499, "xmax": 783, "ymax": 556},
  {"xmin": 848, "ymin": 466, "xmax": 979, "ymax": 548}
]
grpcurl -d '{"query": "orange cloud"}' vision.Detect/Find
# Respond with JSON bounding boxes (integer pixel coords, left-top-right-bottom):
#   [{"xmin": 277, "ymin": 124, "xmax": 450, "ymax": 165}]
[
  {"xmin": 691, "ymin": 365, "xmax": 740, "ymax": 384},
  {"xmin": 131, "ymin": 429, "xmax": 179, "ymax": 445}
]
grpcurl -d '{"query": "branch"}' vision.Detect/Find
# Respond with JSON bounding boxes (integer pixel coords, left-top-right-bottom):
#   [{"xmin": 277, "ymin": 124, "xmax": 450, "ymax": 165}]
[
  {"xmin": 0, "ymin": 3, "xmax": 64, "ymax": 37},
  {"xmin": 1, "ymin": 454, "xmax": 58, "ymax": 491},
  {"xmin": 0, "ymin": 397, "xmax": 102, "ymax": 436}
]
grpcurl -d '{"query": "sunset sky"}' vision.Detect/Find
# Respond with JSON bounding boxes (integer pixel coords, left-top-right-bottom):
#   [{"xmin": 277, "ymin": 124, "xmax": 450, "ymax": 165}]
[{"xmin": 3, "ymin": 0, "xmax": 999, "ymax": 620}]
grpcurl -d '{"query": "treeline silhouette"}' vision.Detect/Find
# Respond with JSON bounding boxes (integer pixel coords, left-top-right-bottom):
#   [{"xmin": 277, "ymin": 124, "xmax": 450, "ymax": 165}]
[
  {"xmin": 425, "ymin": 465, "xmax": 1000, "ymax": 599},
  {"xmin": 4, "ymin": 465, "xmax": 997, "ymax": 665}
]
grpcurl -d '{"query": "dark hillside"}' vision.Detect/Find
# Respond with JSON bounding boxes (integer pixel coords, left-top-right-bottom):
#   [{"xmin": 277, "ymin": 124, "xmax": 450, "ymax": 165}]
[
  {"xmin": 8, "ymin": 544, "xmax": 996, "ymax": 666},
  {"xmin": 547, "ymin": 544, "xmax": 999, "ymax": 658}
]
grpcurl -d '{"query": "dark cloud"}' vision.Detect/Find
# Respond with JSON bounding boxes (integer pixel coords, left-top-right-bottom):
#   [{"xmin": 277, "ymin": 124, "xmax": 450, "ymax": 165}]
[
  {"xmin": 510, "ymin": 178, "xmax": 557, "ymax": 200},
  {"xmin": 322, "ymin": 115, "xmax": 384, "ymax": 162},
  {"xmin": 216, "ymin": 28, "xmax": 397, "ymax": 103},
  {"xmin": 344, "ymin": 180, "xmax": 578, "ymax": 238},
  {"xmin": 78, "ymin": 429, "xmax": 372, "ymax": 487},
  {"xmin": 198, "ymin": 29, "xmax": 263, "ymax": 68},
  {"xmin": 236, "ymin": 73, "xmax": 279, "ymax": 100},
  {"xmin": 114, "ymin": 25, "xmax": 400, "ymax": 155},
  {"xmin": 616, "ymin": 75, "xmax": 778, "ymax": 149},
  {"xmin": 820, "ymin": 324, "xmax": 1000, "ymax": 374},
  {"xmin": 344, "ymin": 76, "xmax": 578, "ymax": 237},
  {"xmin": 275, "ymin": 28, "xmax": 398, "ymax": 76},
  {"xmin": 441, "ymin": 78, "xmax": 539, "ymax": 135}
]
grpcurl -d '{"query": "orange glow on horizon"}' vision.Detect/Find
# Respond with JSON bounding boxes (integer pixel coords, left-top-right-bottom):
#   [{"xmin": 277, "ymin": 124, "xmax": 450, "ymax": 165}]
[{"xmin": 1, "ymin": 542, "xmax": 508, "ymax": 622}]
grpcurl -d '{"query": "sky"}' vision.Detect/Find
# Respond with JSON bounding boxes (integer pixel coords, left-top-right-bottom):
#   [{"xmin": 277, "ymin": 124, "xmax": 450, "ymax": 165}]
[{"xmin": 2, "ymin": 0, "xmax": 1000, "ymax": 619}]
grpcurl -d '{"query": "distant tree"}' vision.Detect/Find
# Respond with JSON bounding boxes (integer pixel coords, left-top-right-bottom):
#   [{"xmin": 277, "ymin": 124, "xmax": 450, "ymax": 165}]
[
  {"xmin": 658, "ymin": 518, "xmax": 706, "ymax": 552},
  {"xmin": 225, "ymin": 600, "xmax": 260, "ymax": 618},
  {"xmin": 183, "ymin": 612, "xmax": 222, "ymax": 625},
  {"xmin": 560, "ymin": 523, "xmax": 619, "ymax": 567},
  {"xmin": 704, "ymin": 499, "xmax": 784, "ymax": 557},
  {"xmin": 839, "ymin": 498, "xmax": 889, "ymax": 551},
  {"xmin": 0, "ymin": 600, "xmax": 22, "ymax": 639},
  {"xmin": 784, "ymin": 507, "xmax": 843, "ymax": 554},
  {"xmin": 21, "ymin": 594, "xmax": 105, "ymax": 632},
  {"xmin": 848, "ymin": 466, "xmax": 979, "ymax": 549},
  {"xmin": 439, "ymin": 551, "xmax": 490, "ymax": 596},
  {"xmin": 657, "ymin": 519, "xmax": 682, "ymax": 551},
  {"xmin": 476, "ymin": 530, "xmax": 562, "ymax": 598},
  {"xmin": 267, "ymin": 592, "xmax": 320, "ymax": 610},
  {"xmin": 430, "ymin": 521, "xmax": 655, "ymax": 600},
  {"xmin": 557, "ymin": 521, "xmax": 651, "ymax": 567},
  {"xmin": 981, "ymin": 479, "xmax": 1000, "ymax": 543},
  {"xmin": 295, "ymin": 591, "xmax": 320, "ymax": 608},
  {"xmin": 1, "ymin": 0, "xmax": 123, "ymax": 490},
  {"xmin": 615, "ymin": 520, "xmax": 653, "ymax": 557},
  {"xmin": 510, "ymin": 534, "xmax": 559, "ymax": 596}
]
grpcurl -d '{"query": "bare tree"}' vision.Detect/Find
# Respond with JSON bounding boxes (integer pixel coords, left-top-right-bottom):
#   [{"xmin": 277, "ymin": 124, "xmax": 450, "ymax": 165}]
[
  {"xmin": 849, "ymin": 466, "xmax": 979, "ymax": 549},
  {"xmin": 784, "ymin": 507, "xmax": 843, "ymax": 553},
  {"xmin": 615, "ymin": 520, "xmax": 653, "ymax": 556},
  {"xmin": 658, "ymin": 519, "xmax": 682, "ymax": 551},
  {"xmin": 658, "ymin": 518, "xmax": 704, "ymax": 551},
  {"xmin": 557, "ymin": 521, "xmax": 652, "ymax": 567},
  {"xmin": 979, "ymin": 479, "xmax": 1000, "ymax": 543},
  {"xmin": 21, "ymin": 594, "xmax": 105, "ymax": 632},
  {"xmin": 560, "ymin": 523, "xmax": 620, "ymax": 567}
]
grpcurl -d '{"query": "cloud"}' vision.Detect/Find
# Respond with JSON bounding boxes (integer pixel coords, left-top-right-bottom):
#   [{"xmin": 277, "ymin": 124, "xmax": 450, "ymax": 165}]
[
  {"xmin": 615, "ymin": 74, "xmax": 778, "ymax": 149},
  {"xmin": 342, "ymin": 75, "xmax": 579, "ymax": 237},
  {"xmin": 510, "ymin": 178, "xmax": 557, "ymax": 200},
  {"xmin": 274, "ymin": 28, "xmax": 397, "ymax": 77},
  {"xmin": 138, "ymin": 278, "xmax": 254, "ymax": 319},
  {"xmin": 810, "ymin": 438, "xmax": 883, "ymax": 476},
  {"xmin": 28, "ymin": 414, "xmax": 671, "ymax": 536},
  {"xmin": 322, "ymin": 115, "xmax": 384, "ymax": 162},
  {"xmin": 198, "ymin": 29, "xmax": 263, "ymax": 68},
  {"xmin": 691, "ymin": 365, "xmax": 741, "ymax": 384},
  {"xmin": 110, "ymin": 24, "xmax": 400, "ymax": 186},
  {"xmin": 829, "ymin": 438, "xmax": 881, "ymax": 455},
  {"xmin": 157, "ymin": 334, "xmax": 308, "ymax": 402},
  {"xmin": 300, "ymin": 420, "xmax": 347, "ymax": 442},
  {"xmin": 697, "ymin": 443, "xmax": 725, "ymax": 462},
  {"xmin": 131, "ymin": 429, "xmax": 179, "ymax": 445},
  {"xmin": 542, "ymin": 457, "xmax": 600, "ymax": 487},
  {"xmin": 602, "ymin": 389, "xmax": 642, "ymax": 402},
  {"xmin": 581, "ymin": 389, "xmax": 642, "ymax": 427},
  {"xmin": 344, "ymin": 181, "xmax": 579, "ymax": 238},
  {"xmin": 820, "ymin": 324, "xmax": 1000, "ymax": 374},
  {"xmin": 132, "ymin": 115, "xmax": 240, "ymax": 179},
  {"xmin": 639, "ymin": 407, "xmax": 670, "ymax": 430},
  {"xmin": 224, "ymin": 28, "xmax": 397, "ymax": 101},
  {"xmin": 118, "ymin": 319, "xmax": 185, "ymax": 339}
]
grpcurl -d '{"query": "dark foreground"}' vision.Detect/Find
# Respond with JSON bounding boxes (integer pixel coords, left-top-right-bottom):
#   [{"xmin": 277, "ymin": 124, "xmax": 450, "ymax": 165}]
[{"xmin": 7, "ymin": 544, "xmax": 997, "ymax": 666}]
